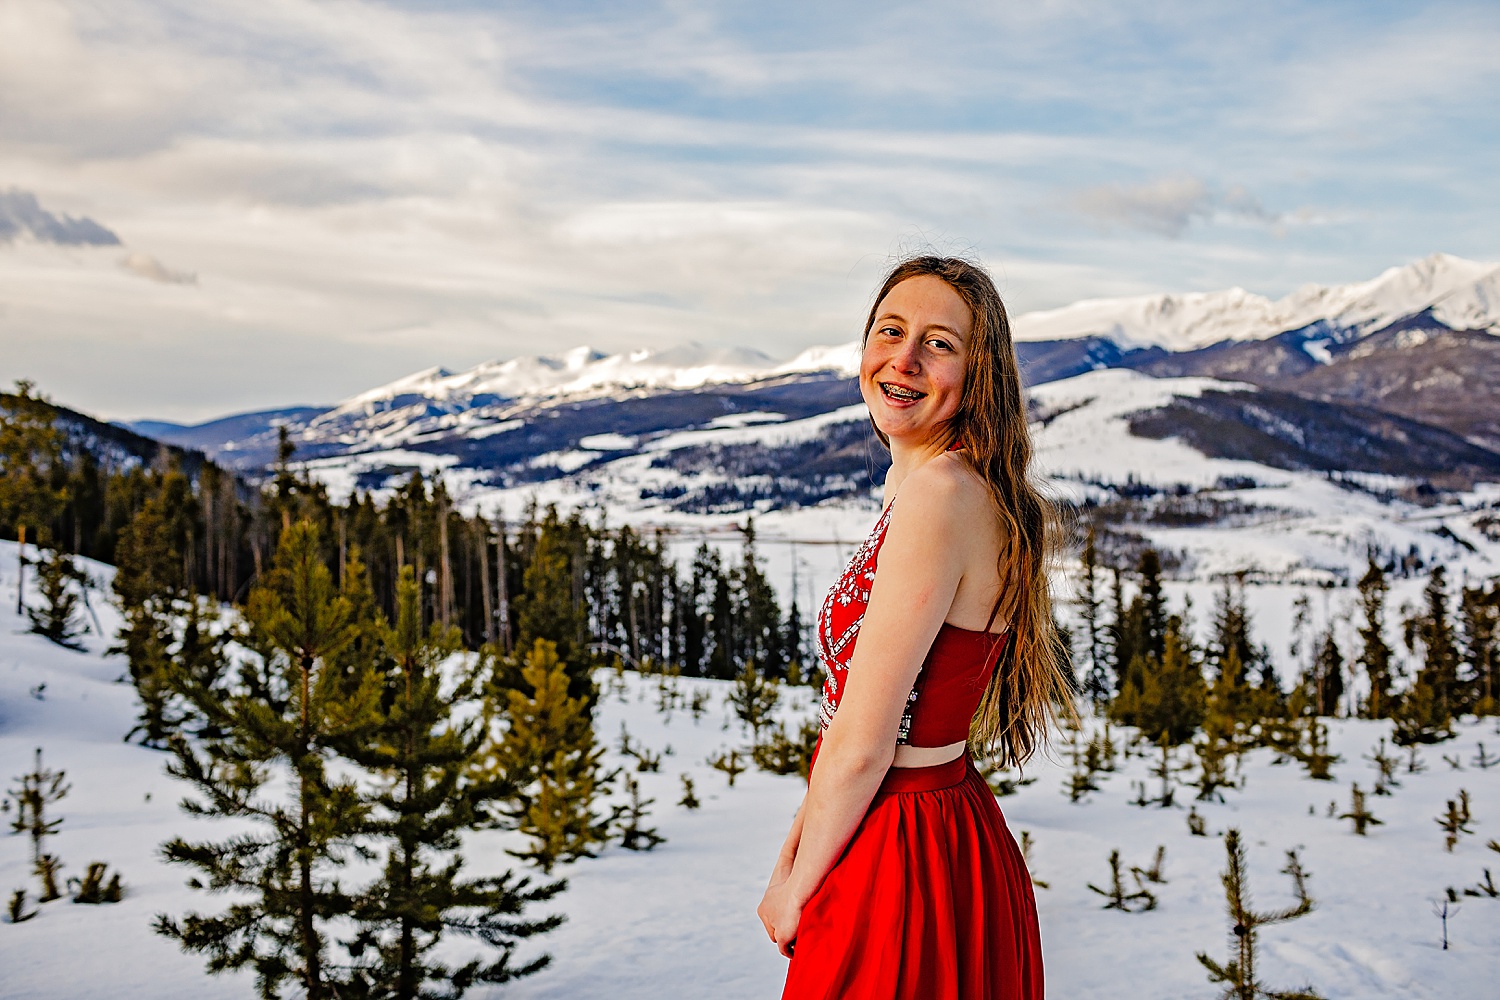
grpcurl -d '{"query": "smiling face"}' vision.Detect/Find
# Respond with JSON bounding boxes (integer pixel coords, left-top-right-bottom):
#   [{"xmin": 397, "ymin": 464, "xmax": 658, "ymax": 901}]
[{"xmin": 860, "ymin": 274, "xmax": 974, "ymax": 449}]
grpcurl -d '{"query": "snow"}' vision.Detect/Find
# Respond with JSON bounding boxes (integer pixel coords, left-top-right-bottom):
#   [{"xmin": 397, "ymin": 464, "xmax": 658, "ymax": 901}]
[
  {"xmin": 311, "ymin": 253, "xmax": 1500, "ymax": 423},
  {"xmin": 2, "ymin": 537, "xmax": 1499, "ymax": 999},
  {"xmin": 323, "ymin": 343, "xmax": 787, "ymax": 419},
  {"xmin": 577, "ymin": 433, "xmax": 638, "ymax": 451},
  {"xmin": 1012, "ymin": 252, "xmax": 1500, "ymax": 351}
]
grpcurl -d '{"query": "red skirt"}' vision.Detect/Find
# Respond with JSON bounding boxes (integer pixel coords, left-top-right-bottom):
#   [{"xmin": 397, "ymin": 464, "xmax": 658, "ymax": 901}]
[{"xmin": 781, "ymin": 756, "xmax": 1044, "ymax": 1000}]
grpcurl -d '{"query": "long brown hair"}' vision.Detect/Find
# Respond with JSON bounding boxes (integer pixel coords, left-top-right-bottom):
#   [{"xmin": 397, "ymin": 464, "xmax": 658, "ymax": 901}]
[{"xmin": 862, "ymin": 255, "xmax": 1075, "ymax": 767}]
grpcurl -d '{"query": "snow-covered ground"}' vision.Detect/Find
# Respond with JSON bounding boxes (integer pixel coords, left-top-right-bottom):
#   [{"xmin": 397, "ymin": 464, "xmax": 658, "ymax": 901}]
[{"xmin": 1, "ymin": 540, "xmax": 1497, "ymax": 999}]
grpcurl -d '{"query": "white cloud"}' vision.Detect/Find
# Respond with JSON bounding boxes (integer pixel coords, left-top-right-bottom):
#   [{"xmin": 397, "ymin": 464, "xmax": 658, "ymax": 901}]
[
  {"xmin": 1073, "ymin": 176, "xmax": 1215, "ymax": 238},
  {"xmin": 119, "ymin": 251, "xmax": 195, "ymax": 284},
  {"xmin": 0, "ymin": 0, "xmax": 1495, "ymax": 422}
]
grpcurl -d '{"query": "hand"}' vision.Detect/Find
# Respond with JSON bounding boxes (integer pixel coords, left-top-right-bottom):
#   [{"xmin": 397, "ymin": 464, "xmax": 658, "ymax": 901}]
[{"xmin": 757, "ymin": 878, "xmax": 805, "ymax": 959}]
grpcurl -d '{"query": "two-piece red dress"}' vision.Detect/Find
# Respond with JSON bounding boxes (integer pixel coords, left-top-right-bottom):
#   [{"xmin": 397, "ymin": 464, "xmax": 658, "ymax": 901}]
[{"xmin": 781, "ymin": 500, "xmax": 1044, "ymax": 1000}]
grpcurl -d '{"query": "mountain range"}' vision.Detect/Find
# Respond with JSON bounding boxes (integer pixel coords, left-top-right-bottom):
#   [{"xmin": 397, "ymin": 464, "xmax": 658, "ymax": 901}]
[{"xmin": 131, "ymin": 252, "xmax": 1500, "ymax": 514}]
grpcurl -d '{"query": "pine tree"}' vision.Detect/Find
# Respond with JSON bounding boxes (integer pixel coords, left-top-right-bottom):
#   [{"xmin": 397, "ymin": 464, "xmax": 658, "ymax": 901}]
[
  {"xmin": 515, "ymin": 508, "xmax": 591, "ymax": 699},
  {"xmin": 8, "ymin": 747, "xmax": 68, "ymax": 864},
  {"xmin": 1195, "ymin": 654, "xmax": 1249, "ymax": 802},
  {"xmin": 1405, "ymin": 566, "xmax": 1461, "ymax": 723},
  {"xmin": 1196, "ymin": 829, "xmax": 1320, "ymax": 1000},
  {"xmin": 70, "ymin": 861, "xmax": 124, "ymax": 904},
  {"xmin": 709, "ymin": 749, "xmax": 746, "ymax": 787},
  {"xmin": 728, "ymin": 662, "xmax": 781, "ymax": 739},
  {"xmin": 617, "ymin": 776, "xmax": 665, "ymax": 852},
  {"xmin": 1338, "ymin": 783, "xmax": 1383, "ymax": 836},
  {"xmin": 677, "ymin": 774, "xmax": 701, "ymax": 810},
  {"xmin": 345, "ymin": 567, "xmax": 564, "ymax": 998},
  {"xmin": 25, "ymin": 546, "xmax": 86, "ymax": 649},
  {"xmin": 1435, "ymin": 790, "xmax": 1475, "ymax": 853},
  {"xmin": 1077, "ymin": 526, "xmax": 1112, "ymax": 708},
  {"xmin": 737, "ymin": 520, "xmax": 786, "ymax": 678},
  {"xmin": 481, "ymin": 639, "xmax": 613, "ymax": 872},
  {"xmin": 1311, "ymin": 627, "xmax": 1344, "ymax": 718},
  {"xmin": 113, "ymin": 490, "xmax": 194, "ymax": 747},
  {"xmin": 1086, "ymin": 849, "xmax": 1157, "ymax": 912},
  {"xmin": 1458, "ymin": 580, "xmax": 1499, "ymax": 716},
  {"xmin": 750, "ymin": 719, "xmax": 819, "ymax": 779},
  {"xmin": 155, "ymin": 521, "xmax": 383, "ymax": 1000},
  {"xmin": 0, "ymin": 381, "xmax": 67, "ymax": 617},
  {"xmin": 1112, "ymin": 619, "xmax": 1206, "ymax": 756},
  {"xmin": 7, "ymin": 888, "xmax": 37, "ymax": 923},
  {"xmin": 1356, "ymin": 562, "xmax": 1394, "ymax": 719},
  {"xmin": 1137, "ymin": 550, "xmax": 1167, "ymax": 663}
]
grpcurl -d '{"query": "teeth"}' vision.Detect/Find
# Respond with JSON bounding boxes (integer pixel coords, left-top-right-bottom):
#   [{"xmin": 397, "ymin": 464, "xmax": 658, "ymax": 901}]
[{"xmin": 881, "ymin": 383, "xmax": 923, "ymax": 400}]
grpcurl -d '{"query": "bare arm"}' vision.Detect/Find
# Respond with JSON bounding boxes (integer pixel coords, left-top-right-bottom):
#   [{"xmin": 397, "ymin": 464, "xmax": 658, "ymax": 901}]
[
  {"xmin": 758, "ymin": 462, "xmax": 974, "ymax": 954},
  {"xmin": 767, "ymin": 796, "xmax": 806, "ymax": 887}
]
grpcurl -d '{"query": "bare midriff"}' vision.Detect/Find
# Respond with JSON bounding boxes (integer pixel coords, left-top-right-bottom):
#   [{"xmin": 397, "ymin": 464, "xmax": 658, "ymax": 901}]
[{"xmin": 891, "ymin": 739, "xmax": 967, "ymax": 768}]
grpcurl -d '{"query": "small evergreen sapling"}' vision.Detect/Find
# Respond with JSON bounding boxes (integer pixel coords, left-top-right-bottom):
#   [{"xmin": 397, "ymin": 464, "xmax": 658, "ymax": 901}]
[
  {"xmin": 1188, "ymin": 806, "xmax": 1208, "ymax": 837},
  {"xmin": 1404, "ymin": 744, "xmax": 1426, "ymax": 774},
  {"xmin": 728, "ymin": 663, "xmax": 780, "ymax": 739},
  {"xmin": 70, "ymin": 862, "xmax": 123, "ymax": 904},
  {"xmin": 1131, "ymin": 845, "xmax": 1168, "ymax": 885},
  {"xmin": 1436, "ymin": 790, "xmax": 1475, "ymax": 852},
  {"xmin": 1338, "ymin": 783, "xmax": 1383, "ymax": 836},
  {"xmin": 34, "ymin": 854, "xmax": 63, "ymax": 902},
  {"xmin": 1365, "ymin": 738, "xmax": 1400, "ymax": 795},
  {"xmin": 1473, "ymin": 743, "xmax": 1497, "ymax": 770},
  {"xmin": 1018, "ymin": 831, "xmax": 1048, "ymax": 889},
  {"xmin": 1299, "ymin": 718, "xmax": 1339, "ymax": 781},
  {"xmin": 979, "ymin": 758, "xmax": 1035, "ymax": 797},
  {"xmin": 1146, "ymin": 735, "xmax": 1194, "ymax": 807},
  {"xmin": 1462, "ymin": 869, "xmax": 1497, "ymax": 898},
  {"xmin": 1197, "ymin": 831, "xmax": 1320, "ymax": 1000},
  {"xmin": 709, "ymin": 749, "xmax": 746, "ymax": 787},
  {"xmin": 750, "ymin": 719, "xmax": 819, "ymax": 778},
  {"xmin": 618, "ymin": 776, "xmax": 665, "ymax": 852},
  {"xmin": 677, "ymin": 774, "xmax": 701, "ymax": 810},
  {"xmin": 25, "ymin": 547, "xmax": 87, "ymax": 649},
  {"xmin": 8, "ymin": 747, "xmax": 68, "ymax": 864},
  {"xmin": 1086, "ymin": 849, "xmax": 1157, "ymax": 912},
  {"xmin": 1062, "ymin": 722, "xmax": 1100, "ymax": 803},
  {"xmin": 7, "ymin": 888, "xmax": 36, "ymax": 923}
]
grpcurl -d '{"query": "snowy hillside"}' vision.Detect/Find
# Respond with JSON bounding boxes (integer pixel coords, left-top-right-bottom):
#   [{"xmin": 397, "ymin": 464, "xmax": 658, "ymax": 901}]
[
  {"xmin": 2, "ymin": 539, "xmax": 1498, "ymax": 1000},
  {"xmin": 277, "ymin": 368, "xmax": 1500, "ymax": 617}
]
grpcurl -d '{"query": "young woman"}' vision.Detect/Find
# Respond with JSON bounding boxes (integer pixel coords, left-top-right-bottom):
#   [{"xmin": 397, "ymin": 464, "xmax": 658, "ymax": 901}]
[{"xmin": 757, "ymin": 256, "xmax": 1071, "ymax": 1000}]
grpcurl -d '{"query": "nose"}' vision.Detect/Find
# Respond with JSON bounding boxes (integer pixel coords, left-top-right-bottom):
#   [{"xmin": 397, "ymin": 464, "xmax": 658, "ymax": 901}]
[{"xmin": 891, "ymin": 338, "xmax": 921, "ymax": 375}]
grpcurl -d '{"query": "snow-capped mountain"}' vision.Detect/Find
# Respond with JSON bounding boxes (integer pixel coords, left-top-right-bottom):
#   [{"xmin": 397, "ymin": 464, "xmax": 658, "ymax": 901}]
[
  {"xmin": 136, "ymin": 253, "xmax": 1500, "ymax": 496},
  {"xmin": 1012, "ymin": 252, "xmax": 1500, "ymax": 351},
  {"xmin": 331, "ymin": 343, "xmax": 857, "ymax": 421}
]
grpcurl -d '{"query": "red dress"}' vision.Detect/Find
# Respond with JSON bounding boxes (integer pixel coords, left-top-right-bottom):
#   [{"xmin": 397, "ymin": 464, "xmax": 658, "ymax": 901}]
[{"xmin": 782, "ymin": 501, "xmax": 1044, "ymax": 1000}]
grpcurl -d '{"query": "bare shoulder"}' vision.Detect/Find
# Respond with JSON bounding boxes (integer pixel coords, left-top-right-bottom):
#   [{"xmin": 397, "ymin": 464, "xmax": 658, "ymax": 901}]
[{"xmin": 887, "ymin": 453, "xmax": 997, "ymax": 547}]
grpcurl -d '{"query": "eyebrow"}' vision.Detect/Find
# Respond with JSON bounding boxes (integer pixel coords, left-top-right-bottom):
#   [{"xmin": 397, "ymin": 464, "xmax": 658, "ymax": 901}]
[{"xmin": 875, "ymin": 311, "xmax": 967, "ymax": 342}]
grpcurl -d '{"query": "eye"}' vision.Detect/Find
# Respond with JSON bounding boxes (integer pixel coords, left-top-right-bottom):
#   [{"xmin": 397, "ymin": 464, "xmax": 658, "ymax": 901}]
[
  {"xmin": 879, "ymin": 325, "xmax": 902, "ymax": 338},
  {"xmin": 926, "ymin": 338, "xmax": 953, "ymax": 352}
]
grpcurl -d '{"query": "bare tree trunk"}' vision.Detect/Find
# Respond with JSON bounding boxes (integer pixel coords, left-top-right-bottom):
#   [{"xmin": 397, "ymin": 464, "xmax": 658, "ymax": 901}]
[
  {"xmin": 15, "ymin": 523, "xmax": 26, "ymax": 615},
  {"xmin": 495, "ymin": 517, "xmax": 511, "ymax": 655},
  {"xmin": 478, "ymin": 521, "xmax": 493, "ymax": 643},
  {"xmin": 439, "ymin": 499, "xmax": 452, "ymax": 628}
]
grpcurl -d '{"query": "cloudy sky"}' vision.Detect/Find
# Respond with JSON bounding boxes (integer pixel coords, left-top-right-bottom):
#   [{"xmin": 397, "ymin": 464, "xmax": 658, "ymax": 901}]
[{"xmin": 1, "ymin": 0, "xmax": 1497, "ymax": 422}]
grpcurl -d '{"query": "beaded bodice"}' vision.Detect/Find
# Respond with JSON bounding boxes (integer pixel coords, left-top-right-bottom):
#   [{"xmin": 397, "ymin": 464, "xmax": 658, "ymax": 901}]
[{"xmin": 815, "ymin": 500, "xmax": 1010, "ymax": 747}]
